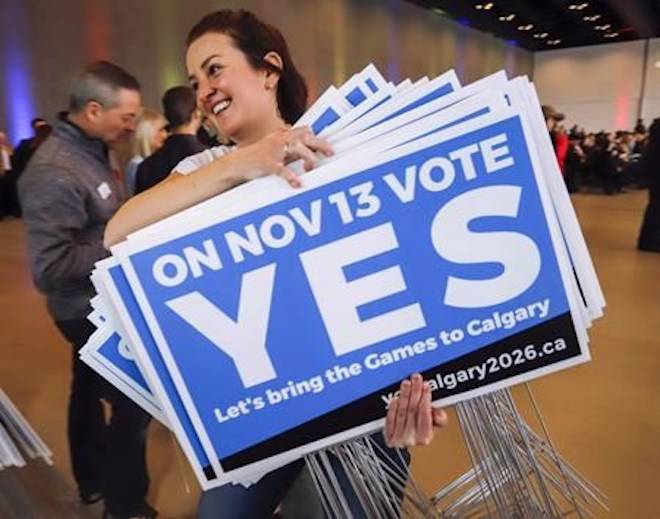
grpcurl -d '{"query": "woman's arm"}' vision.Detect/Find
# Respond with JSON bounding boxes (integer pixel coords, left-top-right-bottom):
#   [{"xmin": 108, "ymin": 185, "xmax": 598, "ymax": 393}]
[{"xmin": 104, "ymin": 127, "xmax": 332, "ymax": 248}]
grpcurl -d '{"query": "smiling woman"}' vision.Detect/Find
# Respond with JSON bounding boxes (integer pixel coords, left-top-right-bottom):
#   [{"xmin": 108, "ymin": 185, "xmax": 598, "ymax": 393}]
[
  {"xmin": 103, "ymin": 9, "xmax": 446, "ymax": 519},
  {"xmin": 103, "ymin": 10, "xmax": 333, "ymax": 248}
]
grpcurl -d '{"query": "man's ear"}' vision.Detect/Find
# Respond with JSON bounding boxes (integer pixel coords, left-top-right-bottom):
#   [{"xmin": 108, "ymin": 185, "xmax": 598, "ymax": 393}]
[
  {"xmin": 263, "ymin": 51, "xmax": 283, "ymax": 90},
  {"xmin": 85, "ymin": 100, "xmax": 104, "ymax": 123}
]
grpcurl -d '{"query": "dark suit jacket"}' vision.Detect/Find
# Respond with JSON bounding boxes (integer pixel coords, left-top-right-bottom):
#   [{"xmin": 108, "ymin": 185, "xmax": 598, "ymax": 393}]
[{"xmin": 135, "ymin": 134, "xmax": 206, "ymax": 194}]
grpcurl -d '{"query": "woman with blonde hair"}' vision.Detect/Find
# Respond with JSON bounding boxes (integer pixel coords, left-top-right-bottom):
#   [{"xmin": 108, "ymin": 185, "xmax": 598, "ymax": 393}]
[{"xmin": 124, "ymin": 108, "xmax": 168, "ymax": 196}]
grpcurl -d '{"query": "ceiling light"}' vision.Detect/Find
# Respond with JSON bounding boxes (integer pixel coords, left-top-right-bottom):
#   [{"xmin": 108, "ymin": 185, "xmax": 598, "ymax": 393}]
[
  {"xmin": 475, "ymin": 3, "xmax": 494, "ymax": 9},
  {"xmin": 547, "ymin": 39, "xmax": 562, "ymax": 45},
  {"xmin": 498, "ymin": 13, "xmax": 516, "ymax": 21},
  {"xmin": 517, "ymin": 24, "xmax": 534, "ymax": 31},
  {"xmin": 533, "ymin": 32, "xmax": 549, "ymax": 39},
  {"xmin": 569, "ymin": 2, "xmax": 589, "ymax": 10},
  {"xmin": 595, "ymin": 24, "xmax": 611, "ymax": 31},
  {"xmin": 583, "ymin": 14, "xmax": 601, "ymax": 21},
  {"xmin": 604, "ymin": 32, "xmax": 619, "ymax": 38}
]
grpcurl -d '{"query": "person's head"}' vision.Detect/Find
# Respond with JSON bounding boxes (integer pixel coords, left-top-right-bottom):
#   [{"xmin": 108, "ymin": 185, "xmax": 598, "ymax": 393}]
[
  {"xmin": 32, "ymin": 123, "xmax": 52, "ymax": 148},
  {"xmin": 162, "ymin": 86, "xmax": 201, "ymax": 134},
  {"xmin": 68, "ymin": 61, "xmax": 142, "ymax": 144},
  {"xmin": 0, "ymin": 131, "xmax": 8, "ymax": 147},
  {"xmin": 185, "ymin": 9, "xmax": 307, "ymax": 145},
  {"xmin": 31, "ymin": 118, "xmax": 47, "ymax": 131},
  {"xmin": 541, "ymin": 105, "xmax": 564, "ymax": 131},
  {"xmin": 132, "ymin": 109, "xmax": 168, "ymax": 158}
]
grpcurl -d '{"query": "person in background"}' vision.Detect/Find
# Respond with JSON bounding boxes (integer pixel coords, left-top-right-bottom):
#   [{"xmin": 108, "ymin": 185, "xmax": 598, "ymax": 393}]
[
  {"xmin": 564, "ymin": 134, "xmax": 585, "ymax": 193},
  {"xmin": 541, "ymin": 105, "xmax": 569, "ymax": 179},
  {"xmin": 11, "ymin": 118, "xmax": 49, "ymax": 177},
  {"xmin": 0, "ymin": 130, "xmax": 13, "ymax": 170},
  {"xmin": 554, "ymin": 123, "xmax": 569, "ymax": 176},
  {"xmin": 196, "ymin": 114, "xmax": 221, "ymax": 148},
  {"xmin": 135, "ymin": 86, "xmax": 205, "ymax": 194},
  {"xmin": 0, "ymin": 131, "xmax": 13, "ymax": 218},
  {"xmin": 6, "ymin": 121, "xmax": 52, "ymax": 217},
  {"xmin": 124, "ymin": 108, "xmax": 168, "ymax": 196},
  {"xmin": 637, "ymin": 118, "xmax": 660, "ymax": 252},
  {"xmin": 18, "ymin": 61, "xmax": 157, "ymax": 519}
]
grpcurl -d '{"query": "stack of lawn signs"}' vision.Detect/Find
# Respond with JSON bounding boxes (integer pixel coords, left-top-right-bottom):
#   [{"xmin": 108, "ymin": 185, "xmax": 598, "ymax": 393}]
[
  {"xmin": 81, "ymin": 63, "xmax": 608, "ymax": 516},
  {"xmin": 0, "ymin": 388, "xmax": 52, "ymax": 470}
]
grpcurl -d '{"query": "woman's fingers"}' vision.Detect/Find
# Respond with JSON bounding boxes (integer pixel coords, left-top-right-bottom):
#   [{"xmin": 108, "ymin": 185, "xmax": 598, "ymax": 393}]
[
  {"xmin": 416, "ymin": 385, "xmax": 434, "ymax": 446},
  {"xmin": 384, "ymin": 397, "xmax": 399, "ymax": 447},
  {"xmin": 384, "ymin": 374, "xmax": 449, "ymax": 448},
  {"xmin": 301, "ymin": 131, "xmax": 334, "ymax": 157},
  {"xmin": 403, "ymin": 374, "xmax": 424, "ymax": 446},
  {"xmin": 287, "ymin": 140, "xmax": 318, "ymax": 171},
  {"xmin": 273, "ymin": 163, "xmax": 301, "ymax": 188},
  {"xmin": 432, "ymin": 407, "xmax": 449, "ymax": 428},
  {"xmin": 392, "ymin": 379, "xmax": 412, "ymax": 444},
  {"xmin": 283, "ymin": 127, "xmax": 334, "ymax": 166}
]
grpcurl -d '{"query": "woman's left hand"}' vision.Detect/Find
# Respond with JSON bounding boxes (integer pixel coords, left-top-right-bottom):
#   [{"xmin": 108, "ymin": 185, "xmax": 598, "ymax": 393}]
[{"xmin": 384, "ymin": 373, "xmax": 448, "ymax": 448}]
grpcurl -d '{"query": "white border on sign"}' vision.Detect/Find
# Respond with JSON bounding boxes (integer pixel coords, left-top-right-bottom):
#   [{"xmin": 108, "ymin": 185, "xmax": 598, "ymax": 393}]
[{"xmin": 113, "ymin": 105, "xmax": 591, "ymax": 484}]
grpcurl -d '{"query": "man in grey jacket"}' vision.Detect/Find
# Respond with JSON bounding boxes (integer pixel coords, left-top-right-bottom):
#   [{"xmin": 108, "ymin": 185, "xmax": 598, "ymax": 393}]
[{"xmin": 19, "ymin": 61, "xmax": 156, "ymax": 519}]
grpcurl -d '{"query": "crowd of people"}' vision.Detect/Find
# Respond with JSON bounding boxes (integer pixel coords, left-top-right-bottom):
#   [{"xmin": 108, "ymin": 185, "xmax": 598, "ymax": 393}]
[
  {"xmin": 543, "ymin": 106, "xmax": 659, "ymax": 251},
  {"xmin": 0, "ymin": 8, "xmax": 657, "ymax": 519},
  {"xmin": 544, "ymin": 108, "xmax": 654, "ymax": 195}
]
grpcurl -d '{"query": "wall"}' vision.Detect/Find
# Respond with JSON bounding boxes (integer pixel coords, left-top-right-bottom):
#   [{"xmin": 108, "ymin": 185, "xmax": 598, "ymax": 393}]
[
  {"xmin": 533, "ymin": 38, "xmax": 660, "ymax": 132},
  {"xmin": 0, "ymin": 0, "xmax": 533, "ymax": 144}
]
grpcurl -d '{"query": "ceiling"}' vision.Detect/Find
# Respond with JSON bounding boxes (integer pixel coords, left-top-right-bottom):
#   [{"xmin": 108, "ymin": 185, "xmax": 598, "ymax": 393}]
[{"xmin": 406, "ymin": 0, "xmax": 660, "ymax": 51}]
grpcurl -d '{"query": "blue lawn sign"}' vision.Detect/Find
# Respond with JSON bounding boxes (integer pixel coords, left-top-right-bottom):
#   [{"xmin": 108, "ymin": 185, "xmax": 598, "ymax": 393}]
[
  {"xmin": 100, "ymin": 261, "xmax": 223, "ymax": 487},
  {"xmin": 114, "ymin": 107, "xmax": 588, "ymax": 482}
]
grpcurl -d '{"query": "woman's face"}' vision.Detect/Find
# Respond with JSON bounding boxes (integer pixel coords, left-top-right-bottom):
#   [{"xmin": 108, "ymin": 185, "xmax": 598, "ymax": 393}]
[
  {"xmin": 150, "ymin": 120, "xmax": 168, "ymax": 151},
  {"xmin": 186, "ymin": 32, "xmax": 280, "ymax": 145}
]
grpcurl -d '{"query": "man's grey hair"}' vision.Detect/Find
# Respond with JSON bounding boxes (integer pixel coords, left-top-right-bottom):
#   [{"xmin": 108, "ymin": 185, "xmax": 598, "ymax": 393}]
[{"xmin": 69, "ymin": 61, "xmax": 140, "ymax": 113}]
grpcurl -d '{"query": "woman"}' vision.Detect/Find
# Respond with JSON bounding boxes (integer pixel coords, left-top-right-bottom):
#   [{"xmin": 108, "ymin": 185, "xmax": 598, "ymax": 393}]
[
  {"xmin": 124, "ymin": 108, "xmax": 168, "ymax": 196},
  {"xmin": 105, "ymin": 10, "xmax": 446, "ymax": 518}
]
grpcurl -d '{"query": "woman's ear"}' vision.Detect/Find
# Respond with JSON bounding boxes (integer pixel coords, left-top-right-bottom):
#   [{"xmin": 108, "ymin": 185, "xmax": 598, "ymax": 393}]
[{"xmin": 263, "ymin": 51, "xmax": 283, "ymax": 90}]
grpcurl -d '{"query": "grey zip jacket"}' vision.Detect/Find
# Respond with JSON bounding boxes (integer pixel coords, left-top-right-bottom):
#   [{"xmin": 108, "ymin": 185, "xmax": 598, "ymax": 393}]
[{"xmin": 18, "ymin": 117, "xmax": 126, "ymax": 322}]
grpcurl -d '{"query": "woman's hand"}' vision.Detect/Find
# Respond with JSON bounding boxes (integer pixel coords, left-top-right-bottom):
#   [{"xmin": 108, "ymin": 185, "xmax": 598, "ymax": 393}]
[
  {"xmin": 384, "ymin": 373, "xmax": 448, "ymax": 448},
  {"xmin": 233, "ymin": 126, "xmax": 333, "ymax": 188}
]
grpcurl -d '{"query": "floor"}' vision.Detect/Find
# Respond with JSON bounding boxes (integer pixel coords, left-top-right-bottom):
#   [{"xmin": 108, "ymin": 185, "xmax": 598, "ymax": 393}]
[{"xmin": 0, "ymin": 189, "xmax": 658, "ymax": 518}]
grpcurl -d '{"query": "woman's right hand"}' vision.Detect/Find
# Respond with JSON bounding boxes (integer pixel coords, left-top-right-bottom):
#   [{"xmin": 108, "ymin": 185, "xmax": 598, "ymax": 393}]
[
  {"xmin": 384, "ymin": 373, "xmax": 449, "ymax": 448},
  {"xmin": 232, "ymin": 126, "xmax": 333, "ymax": 188}
]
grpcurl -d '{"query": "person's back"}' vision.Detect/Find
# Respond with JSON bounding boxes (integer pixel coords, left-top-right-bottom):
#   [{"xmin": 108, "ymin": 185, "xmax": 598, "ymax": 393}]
[
  {"xmin": 135, "ymin": 133, "xmax": 205, "ymax": 193},
  {"xmin": 19, "ymin": 117, "xmax": 121, "ymax": 319},
  {"xmin": 135, "ymin": 85, "xmax": 205, "ymax": 194}
]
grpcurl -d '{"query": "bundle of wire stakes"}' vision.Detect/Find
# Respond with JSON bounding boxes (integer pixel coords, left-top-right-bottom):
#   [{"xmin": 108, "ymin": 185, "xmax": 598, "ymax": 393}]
[
  {"xmin": 0, "ymin": 388, "xmax": 52, "ymax": 471},
  {"xmin": 304, "ymin": 385, "xmax": 608, "ymax": 519}
]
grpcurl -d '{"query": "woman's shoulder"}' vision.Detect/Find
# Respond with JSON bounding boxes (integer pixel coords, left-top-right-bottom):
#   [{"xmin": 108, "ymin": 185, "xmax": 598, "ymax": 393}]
[{"xmin": 174, "ymin": 145, "xmax": 234, "ymax": 175}]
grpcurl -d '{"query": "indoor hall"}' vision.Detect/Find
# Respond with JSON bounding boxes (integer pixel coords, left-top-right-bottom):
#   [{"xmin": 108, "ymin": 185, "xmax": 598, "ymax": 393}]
[{"xmin": 1, "ymin": 1, "xmax": 659, "ymax": 518}]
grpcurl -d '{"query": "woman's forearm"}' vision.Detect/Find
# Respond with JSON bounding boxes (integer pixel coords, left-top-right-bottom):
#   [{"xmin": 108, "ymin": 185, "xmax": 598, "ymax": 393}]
[{"xmin": 104, "ymin": 154, "xmax": 242, "ymax": 248}]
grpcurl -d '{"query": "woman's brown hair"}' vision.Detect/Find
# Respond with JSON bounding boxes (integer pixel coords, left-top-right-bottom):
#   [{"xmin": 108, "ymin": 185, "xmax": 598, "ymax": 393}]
[{"xmin": 187, "ymin": 10, "xmax": 308, "ymax": 125}]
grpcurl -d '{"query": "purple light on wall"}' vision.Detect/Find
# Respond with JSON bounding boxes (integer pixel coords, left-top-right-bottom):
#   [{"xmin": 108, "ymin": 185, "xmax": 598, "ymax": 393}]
[{"xmin": 2, "ymin": 0, "xmax": 34, "ymax": 145}]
